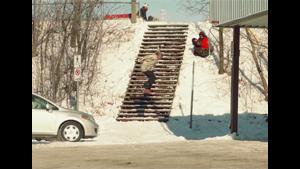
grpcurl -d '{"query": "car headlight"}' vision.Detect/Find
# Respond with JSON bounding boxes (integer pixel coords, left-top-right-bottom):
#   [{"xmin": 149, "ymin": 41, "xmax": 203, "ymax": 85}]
[{"xmin": 81, "ymin": 114, "xmax": 95, "ymax": 121}]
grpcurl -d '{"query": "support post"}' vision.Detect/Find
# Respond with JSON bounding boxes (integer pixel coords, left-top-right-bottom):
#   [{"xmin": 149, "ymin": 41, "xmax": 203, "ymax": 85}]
[{"xmin": 230, "ymin": 26, "xmax": 240, "ymax": 134}]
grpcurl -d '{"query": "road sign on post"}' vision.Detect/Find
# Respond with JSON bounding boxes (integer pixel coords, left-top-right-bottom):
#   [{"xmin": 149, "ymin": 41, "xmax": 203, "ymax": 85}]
[
  {"xmin": 74, "ymin": 54, "xmax": 81, "ymax": 68},
  {"xmin": 74, "ymin": 54, "xmax": 82, "ymax": 81},
  {"xmin": 74, "ymin": 67, "xmax": 82, "ymax": 81}
]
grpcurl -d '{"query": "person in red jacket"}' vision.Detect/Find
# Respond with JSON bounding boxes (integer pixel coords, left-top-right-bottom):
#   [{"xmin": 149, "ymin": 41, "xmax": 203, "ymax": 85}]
[{"xmin": 192, "ymin": 31, "xmax": 210, "ymax": 58}]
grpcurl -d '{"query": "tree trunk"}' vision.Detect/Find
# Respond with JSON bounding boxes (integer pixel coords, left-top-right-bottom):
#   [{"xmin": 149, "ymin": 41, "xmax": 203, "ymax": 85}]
[
  {"xmin": 246, "ymin": 28, "xmax": 268, "ymax": 101},
  {"xmin": 71, "ymin": 0, "xmax": 81, "ymax": 49},
  {"xmin": 218, "ymin": 27, "xmax": 225, "ymax": 74}
]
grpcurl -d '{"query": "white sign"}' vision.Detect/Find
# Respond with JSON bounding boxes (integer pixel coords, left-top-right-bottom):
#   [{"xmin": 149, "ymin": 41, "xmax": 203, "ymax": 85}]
[
  {"xmin": 74, "ymin": 67, "xmax": 82, "ymax": 81},
  {"xmin": 74, "ymin": 54, "xmax": 81, "ymax": 68}
]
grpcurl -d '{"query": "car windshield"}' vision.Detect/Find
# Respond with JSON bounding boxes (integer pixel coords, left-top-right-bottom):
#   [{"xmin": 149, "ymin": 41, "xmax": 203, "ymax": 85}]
[
  {"xmin": 32, "ymin": 94, "xmax": 74, "ymax": 110},
  {"xmin": 32, "ymin": 95, "xmax": 48, "ymax": 109}
]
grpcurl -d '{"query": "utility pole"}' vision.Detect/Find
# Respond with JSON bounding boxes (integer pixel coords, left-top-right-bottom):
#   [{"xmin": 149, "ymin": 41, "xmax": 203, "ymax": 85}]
[
  {"xmin": 131, "ymin": 0, "xmax": 137, "ymax": 23},
  {"xmin": 71, "ymin": 0, "xmax": 82, "ymax": 111}
]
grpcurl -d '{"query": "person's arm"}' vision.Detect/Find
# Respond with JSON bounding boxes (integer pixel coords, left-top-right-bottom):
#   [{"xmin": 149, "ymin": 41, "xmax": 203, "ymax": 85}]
[
  {"xmin": 137, "ymin": 57, "xmax": 144, "ymax": 63},
  {"xmin": 197, "ymin": 39, "xmax": 202, "ymax": 47},
  {"xmin": 138, "ymin": 55, "xmax": 150, "ymax": 63}
]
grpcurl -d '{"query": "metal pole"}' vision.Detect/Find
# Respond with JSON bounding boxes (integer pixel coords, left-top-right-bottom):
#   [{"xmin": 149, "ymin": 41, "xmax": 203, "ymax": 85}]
[
  {"xmin": 230, "ymin": 26, "xmax": 240, "ymax": 134},
  {"xmin": 190, "ymin": 61, "xmax": 195, "ymax": 129},
  {"xmin": 76, "ymin": 80, "xmax": 79, "ymax": 111},
  {"xmin": 72, "ymin": 0, "xmax": 81, "ymax": 111}
]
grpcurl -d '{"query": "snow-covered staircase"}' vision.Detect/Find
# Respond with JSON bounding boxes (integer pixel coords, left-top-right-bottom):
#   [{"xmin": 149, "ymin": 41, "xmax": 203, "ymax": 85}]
[{"xmin": 117, "ymin": 24, "xmax": 188, "ymax": 122}]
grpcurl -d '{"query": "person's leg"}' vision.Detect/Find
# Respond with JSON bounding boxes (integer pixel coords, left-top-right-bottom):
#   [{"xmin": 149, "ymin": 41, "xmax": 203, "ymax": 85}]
[
  {"xmin": 194, "ymin": 48, "xmax": 201, "ymax": 56},
  {"xmin": 143, "ymin": 71, "xmax": 151, "ymax": 89},
  {"xmin": 147, "ymin": 71, "xmax": 156, "ymax": 88},
  {"xmin": 199, "ymin": 49, "xmax": 209, "ymax": 58},
  {"xmin": 143, "ymin": 71, "xmax": 156, "ymax": 94}
]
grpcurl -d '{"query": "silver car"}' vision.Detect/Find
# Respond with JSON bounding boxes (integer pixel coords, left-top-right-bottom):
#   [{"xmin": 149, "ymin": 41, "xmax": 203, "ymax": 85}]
[{"xmin": 32, "ymin": 93, "xmax": 99, "ymax": 142}]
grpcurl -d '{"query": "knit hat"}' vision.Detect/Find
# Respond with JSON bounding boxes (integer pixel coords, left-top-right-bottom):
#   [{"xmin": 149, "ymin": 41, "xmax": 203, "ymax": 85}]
[{"xmin": 143, "ymin": 3, "xmax": 149, "ymax": 8}]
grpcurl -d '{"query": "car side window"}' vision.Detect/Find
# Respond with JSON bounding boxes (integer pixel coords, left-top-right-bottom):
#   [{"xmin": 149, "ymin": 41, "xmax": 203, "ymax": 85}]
[{"xmin": 32, "ymin": 95, "xmax": 48, "ymax": 109}]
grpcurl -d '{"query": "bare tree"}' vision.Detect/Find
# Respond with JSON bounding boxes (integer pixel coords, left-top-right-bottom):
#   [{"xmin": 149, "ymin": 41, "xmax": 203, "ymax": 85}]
[
  {"xmin": 181, "ymin": 0, "xmax": 210, "ymax": 15},
  {"xmin": 218, "ymin": 27, "xmax": 225, "ymax": 74},
  {"xmin": 245, "ymin": 28, "xmax": 268, "ymax": 101},
  {"xmin": 32, "ymin": 0, "xmax": 125, "ymax": 106}
]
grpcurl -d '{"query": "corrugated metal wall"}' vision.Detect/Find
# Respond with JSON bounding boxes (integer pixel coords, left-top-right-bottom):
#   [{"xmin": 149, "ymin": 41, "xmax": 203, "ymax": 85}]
[{"xmin": 209, "ymin": 0, "xmax": 268, "ymax": 24}]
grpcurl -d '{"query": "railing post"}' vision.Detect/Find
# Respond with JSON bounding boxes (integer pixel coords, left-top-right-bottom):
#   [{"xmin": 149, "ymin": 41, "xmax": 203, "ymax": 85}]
[{"xmin": 190, "ymin": 61, "xmax": 195, "ymax": 129}]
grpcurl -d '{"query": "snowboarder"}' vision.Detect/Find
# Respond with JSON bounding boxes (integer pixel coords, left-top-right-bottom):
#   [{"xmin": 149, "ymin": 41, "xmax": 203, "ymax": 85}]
[
  {"xmin": 139, "ymin": 3, "xmax": 149, "ymax": 21},
  {"xmin": 138, "ymin": 48, "xmax": 162, "ymax": 95},
  {"xmin": 192, "ymin": 31, "xmax": 212, "ymax": 58}
]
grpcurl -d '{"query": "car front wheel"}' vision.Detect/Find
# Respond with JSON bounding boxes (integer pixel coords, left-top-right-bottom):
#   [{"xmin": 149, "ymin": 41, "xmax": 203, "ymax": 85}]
[{"xmin": 58, "ymin": 121, "xmax": 83, "ymax": 142}]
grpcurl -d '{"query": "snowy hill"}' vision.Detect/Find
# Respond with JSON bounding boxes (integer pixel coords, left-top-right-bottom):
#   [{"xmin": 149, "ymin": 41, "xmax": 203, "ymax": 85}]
[{"xmin": 32, "ymin": 19, "xmax": 267, "ymax": 147}]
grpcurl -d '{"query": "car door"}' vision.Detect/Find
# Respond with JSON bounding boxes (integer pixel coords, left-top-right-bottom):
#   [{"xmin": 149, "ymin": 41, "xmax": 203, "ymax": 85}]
[{"xmin": 32, "ymin": 95, "xmax": 57, "ymax": 135}]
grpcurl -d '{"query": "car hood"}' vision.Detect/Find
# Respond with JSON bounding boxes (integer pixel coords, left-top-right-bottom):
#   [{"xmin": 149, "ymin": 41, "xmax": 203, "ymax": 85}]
[{"xmin": 58, "ymin": 107, "xmax": 92, "ymax": 116}]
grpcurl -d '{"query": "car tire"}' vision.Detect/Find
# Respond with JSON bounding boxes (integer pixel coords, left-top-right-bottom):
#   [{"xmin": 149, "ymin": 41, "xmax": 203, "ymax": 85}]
[
  {"xmin": 35, "ymin": 138, "xmax": 42, "ymax": 141},
  {"xmin": 58, "ymin": 121, "xmax": 83, "ymax": 142}
]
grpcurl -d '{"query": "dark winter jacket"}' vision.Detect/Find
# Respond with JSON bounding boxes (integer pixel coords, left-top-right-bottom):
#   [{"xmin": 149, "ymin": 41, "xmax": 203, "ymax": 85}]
[{"xmin": 140, "ymin": 7, "xmax": 148, "ymax": 21}]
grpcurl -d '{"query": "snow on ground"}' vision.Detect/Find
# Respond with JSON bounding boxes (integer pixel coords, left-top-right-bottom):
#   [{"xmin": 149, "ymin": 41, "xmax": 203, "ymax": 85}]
[{"xmin": 32, "ymin": 20, "xmax": 268, "ymax": 147}]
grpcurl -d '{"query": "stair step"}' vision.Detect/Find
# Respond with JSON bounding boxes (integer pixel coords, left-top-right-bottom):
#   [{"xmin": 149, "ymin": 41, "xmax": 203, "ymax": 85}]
[
  {"xmin": 130, "ymin": 79, "xmax": 178, "ymax": 82},
  {"xmin": 131, "ymin": 75, "xmax": 179, "ymax": 77},
  {"xmin": 135, "ymin": 63, "xmax": 181, "ymax": 66},
  {"xmin": 126, "ymin": 91, "xmax": 175, "ymax": 95},
  {"xmin": 127, "ymin": 88, "xmax": 175, "ymax": 92},
  {"xmin": 139, "ymin": 49, "xmax": 184, "ymax": 53},
  {"xmin": 148, "ymin": 28, "xmax": 188, "ymax": 31},
  {"xmin": 157, "ymin": 61, "xmax": 183, "ymax": 64},
  {"xmin": 116, "ymin": 117, "xmax": 169, "ymax": 122},
  {"xmin": 136, "ymin": 76, "xmax": 178, "ymax": 80},
  {"xmin": 126, "ymin": 89, "xmax": 175, "ymax": 92},
  {"xmin": 138, "ymin": 53, "xmax": 184, "ymax": 56},
  {"xmin": 141, "ymin": 42, "xmax": 186, "ymax": 45},
  {"xmin": 120, "ymin": 108, "xmax": 171, "ymax": 112},
  {"xmin": 126, "ymin": 92, "xmax": 174, "ymax": 96},
  {"xmin": 122, "ymin": 100, "xmax": 173, "ymax": 104},
  {"xmin": 137, "ymin": 57, "xmax": 183, "ymax": 61},
  {"xmin": 143, "ymin": 38, "xmax": 186, "ymax": 42},
  {"xmin": 118, "ymin": 114, "xmax": 169, "ymax": 118},
  {"xmin": 132, "ymin": 72, "xmax": 179, "ymax": 75},
  {"xmin": 148, "ymin": 24, "xmax": 188, "ymax": 27},
  {"xmin": 121, "ymin": 104, "xmax": 172, "ymax": 108},
  {"xmin": 135, "ymin": 64, "xmax": 181, "ymax": 68},
  {"xmin": 140, "ymin": 45, "xmax": 185, "ymax": 49},
  {"xmin": 124, "ymin": 95, "xmax": 174, "ymax": 99},
  {"xmin": 144, "ymin": 34, "xmax": 187, "ymax": 37},
  {"xmin": 130, "ymin": 80, "xmax": 177, "ymax": 83},
  {"xmin": 133, "ymin": 68, "xmax": 180, "ymax": 72},
  {"xmin": 131, "ymin": 76, "xmax": 178, "ymax": 80},
  {"xmin": 133, "ymin": 67, "xmax": 180, "ymax": 71},
  {"xmin": 128, "ymin": 83, "xmax": 176, "ymax": 86},
  {"xmin": 145, "ymin": 31, "xmax": 187, "ymax": 34}
]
